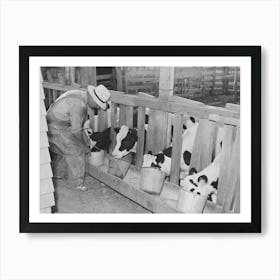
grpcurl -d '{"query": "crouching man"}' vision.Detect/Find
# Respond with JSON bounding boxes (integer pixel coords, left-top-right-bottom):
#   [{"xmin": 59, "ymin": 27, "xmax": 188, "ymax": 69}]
[{"xmin": 46, "ymin": 84, "xmax": 110, "ymax": 191}]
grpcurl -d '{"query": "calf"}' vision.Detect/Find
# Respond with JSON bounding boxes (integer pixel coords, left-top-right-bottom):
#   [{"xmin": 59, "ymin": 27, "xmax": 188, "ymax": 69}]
[
  {"xmin": 111, "ymin": 126, "xmax": 138, "ymax": 159},
  {"xmin": 143, "ymin": 122, "xmax": 198, "ymax": 177},
  {"xmin": 89, "ymin": 128, "xmax": 111, "ymax": 152},
  {"xmin": 111, "ymin": 115, "xmax": 197, "ymax": 167},
  {"xmin": 179, "ymin": 153, "xmax": 222, "ymax": 203},
  {"xmin": 83, "ymin": 120, "xmax": 111, "ymax": 152}
]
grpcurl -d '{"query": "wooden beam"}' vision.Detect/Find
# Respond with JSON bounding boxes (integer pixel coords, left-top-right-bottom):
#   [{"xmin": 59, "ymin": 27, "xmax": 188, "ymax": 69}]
[
  {"xmin": 159, "ymin": 67, "xmax": 174, "ymax": 99},
  {"xmin": 136, "ymin": 106, "xmax": 146, "ymax": 167},
  {"xmin": 86, "ymin": 163, "xmax": 177, "ymax": 213},
  {"xmin": 170, "ymin": 114, "xmax": 183, "ymax": 184},
  {"xmin": 216, "ymin": 124, "xmax": 236, "ymax": 208},
  {"xmin": 226, "ymin": 103, "xmax": 240, "ymax": 112},
  {"xmin": 41, "ymin": 82, "xmax": 240, "ymax": 119},
  {"xmin": 109, "ymin": 103, "xmax": 117, "ymax": 153}
]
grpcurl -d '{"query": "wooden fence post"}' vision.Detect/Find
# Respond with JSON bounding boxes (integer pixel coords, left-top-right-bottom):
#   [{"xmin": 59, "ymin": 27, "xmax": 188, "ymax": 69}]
[
  {"xmin": 233, "ymin": 67, "xmax": 239, "ymax": 102},
  {"xmin": 115, "ymin": 67, "xmax": 123, "ymax": 91},
  {"xmin": 80, "ymin": 67, "xmax": 97, "ymax": 131},
  {"xmin": 144, "ymin": 67, "xmax": 174, "ymax": 154},
  {"xmin": 223, "ymin": 67, "xmax": 229, "ymax": 94},
  {"xmin": 211, "ymin": 67, "xmax": 216, "ymax": 96}
]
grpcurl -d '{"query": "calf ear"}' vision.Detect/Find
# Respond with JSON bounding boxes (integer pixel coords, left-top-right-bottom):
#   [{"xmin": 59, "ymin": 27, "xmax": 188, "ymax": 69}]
[
  {"xmin": 155, "ymin": 153, "xmax": 164, "ymax": 164},
  {"xmin": 190, "ymin": 116, "xmax": 195, "ymax": 123},
  {"xmin": 189, "ymin": 167, "xmax": 197, "ymax": 175},
  {"xmin": 114, "ymin": 127, "xmax": 120, "ymax": 134},
  {"xmin": 198, "ymin": 175, "xmax": 208, "ymax": 184}
]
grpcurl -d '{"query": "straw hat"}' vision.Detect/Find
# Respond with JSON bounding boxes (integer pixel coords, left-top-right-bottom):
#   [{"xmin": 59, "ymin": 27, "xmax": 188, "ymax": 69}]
[{"xmin": 87, "ymin": 84, "xmax": 110, "ymax": 110}]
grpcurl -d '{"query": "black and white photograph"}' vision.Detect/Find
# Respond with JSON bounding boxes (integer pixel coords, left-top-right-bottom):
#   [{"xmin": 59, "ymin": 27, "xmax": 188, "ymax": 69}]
[
  {"xmin": 40, "ymin": 65, "xmax": 241, "ymax": 215},
  {"xmin": 4, "ymin": 0, "xmax": 280, "ymax": 279},
  {"xmin": 19, "ymin": 46, "xmax": 260, "ymax": 233}
]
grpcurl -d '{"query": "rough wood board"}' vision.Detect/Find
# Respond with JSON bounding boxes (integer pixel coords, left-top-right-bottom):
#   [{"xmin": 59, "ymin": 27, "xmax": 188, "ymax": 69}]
[
  {"xmin": 40, "ymin": 178, "xmax": 54, "ymax": 195},
  {"xmin": 40, "ymin": 148, "xmax": 51, "ymax": 164},
  {"xmin": 233, "ymin": 180, "xmax": 240, "ymax": 213},
  {"xmin": 153, "ymin": 110, "xmax": 169, "ymax": 153},
  {"xmin": 119, "ymin": 104, "xmax": 127, "ymax": 126},
  {"xmin": 86, "ymin": 162, "xmax": 177, "ymax": 213},
  {"xmin": 226, "ymin": 103, "xmax": 240, "ymax": 112},
  {"xmin": 136, "ymin": 106, "xmax": 146, "ymax": 167},
  {"xmin": 40, "ymin": 192, "xmax": 55, "ymax": 209},
  {"xmin": 42, "ymin": 83, "xmax": 240, "ymax": 119},
  {"xmin": 159, "ymin": 67, "xmax": 174, "ymax": 99},
  {"xmin": 40, "ymin": 163, "xmax": 53, "ymax": 180},
  {"xmin": 125, "ymin": 106, "xmax": 134, "ymax": 128},
  {"xmin": 40, "ymin": 207, "xmax": 52, "ymax": 213},
  {"xmin": 216, "ymin": 125, "xmax": 236, "ymax": 207},
  {"xmin": 170, "ymin": 114, "xmax": 183, "ymax": 184},
  {"xmin": 169, "ymin": 95, "xmax": 204, "ymax": 106},
  {"xmin": 223, "ymin": 128, "xmax": 240, "ymax": 212},
  {"xmin": 199, "ymin": 119, "xmax": 216, "ymax": 170},
  {"xmin": 189, "ymin": 120, "xmax": 206, "ymax": 172},
  {"xmin": 98, "ymin": 108, "xmax": 108, "ymax": 131},
  {"xmin": 40, "ymin": 100, "xmax": 46, "ymax": 115},
  {"xmin": 109, "ymin": 103, "xmax": 117, "ymax": 153},
  {"xmin": 40, "ymin": 132, "xmax": 49, "ymax": 148},
  {"xmin": 40, "ymin": 115, "xmax": 48, "ymax": 132},
  {"xmin": 109, "ymin": 91, "xmax": 240, "ymax": 119}
]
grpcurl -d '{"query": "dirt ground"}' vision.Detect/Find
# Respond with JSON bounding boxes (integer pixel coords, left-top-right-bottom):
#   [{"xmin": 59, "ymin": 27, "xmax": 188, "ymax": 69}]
[{"xmin": 53, "ymin": 176, "xmax": 150, "ymax": 213}]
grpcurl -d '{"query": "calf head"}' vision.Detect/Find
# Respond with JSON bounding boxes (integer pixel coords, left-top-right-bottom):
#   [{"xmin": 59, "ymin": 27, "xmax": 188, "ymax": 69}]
[
  {"xmin": 112, "ymin": 125, "xmax": 138, "ymax": 159},
  {"xmin": 90, "ymin": 127, "xmax": 111, "ymax": 152},
  {"xmin": 182, "ymin": 171, "xmax": 218, "ymax": 202}
]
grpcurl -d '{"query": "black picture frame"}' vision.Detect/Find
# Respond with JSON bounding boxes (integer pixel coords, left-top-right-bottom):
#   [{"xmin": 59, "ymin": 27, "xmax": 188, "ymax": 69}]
[{"xmin": 20, "ymin": 46, "xmax": 261, "ymax": 233}]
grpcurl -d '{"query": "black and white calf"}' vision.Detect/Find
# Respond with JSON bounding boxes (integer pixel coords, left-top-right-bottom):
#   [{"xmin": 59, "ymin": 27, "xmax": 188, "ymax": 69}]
[
  {"xmin": 179, "ymin": 153, "xmax": 222, "ymax": 203},
  {"xmin": 111, "ymin": 126, "xmax": 139, "ymax": 159},
  {"xmin": 142, "ymin": 121, "xmax": 198, "ymax": 178},
  {"xmin": 83, "ymin": 120, "xmax": 111, "ymax": 152}
]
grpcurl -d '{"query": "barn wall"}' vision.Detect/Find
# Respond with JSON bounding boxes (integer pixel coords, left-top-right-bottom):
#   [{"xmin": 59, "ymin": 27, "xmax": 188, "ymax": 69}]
[{"xmin": 40, "ymin": 73, "xmax": 55, "ymax": 213}]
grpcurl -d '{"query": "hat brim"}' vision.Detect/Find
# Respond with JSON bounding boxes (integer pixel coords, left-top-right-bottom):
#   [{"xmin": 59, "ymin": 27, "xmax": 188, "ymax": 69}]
[{"xmin": 88, "ymin": 85, "xmax": 107, "ymax": 110}]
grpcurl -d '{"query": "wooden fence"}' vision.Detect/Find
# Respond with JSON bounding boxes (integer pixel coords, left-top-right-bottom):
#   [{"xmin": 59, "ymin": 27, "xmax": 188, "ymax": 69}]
[
  {"xmin": 42, "ymin": 79, "xmax": 240, "ymax": 214},
  {"xmin": 115, "ymin": 67, "xmax": 240, "ymax": 100},
  {"xmin": 41, "ymin": 67, "xmax": 116, "ymax": 109},
  {"xmin": 42, "ymin": 66, "xmax": 240, "ymax": 109}
]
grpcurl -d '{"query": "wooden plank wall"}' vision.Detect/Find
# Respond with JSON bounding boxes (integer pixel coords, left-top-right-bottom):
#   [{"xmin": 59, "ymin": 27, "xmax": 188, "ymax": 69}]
[{"xmin": 40, "ymin": 72, "xmax": 55, "ymax": 213}]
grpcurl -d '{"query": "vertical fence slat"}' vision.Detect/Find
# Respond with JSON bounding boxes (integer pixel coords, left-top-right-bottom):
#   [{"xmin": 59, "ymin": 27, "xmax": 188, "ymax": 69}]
[
  {"xmin": 110, "ymin": 103, "xmax": 117, "ymax": 153},
  {"xmin": 136, "ymin": 106, "xmax": 146, "ymax": 167},
  {"xmin": 47, "ymin": 89, "xmax": 52, "ymax": 109},
  {"xmin": 216, "ymin": 124, "xmax": 236, "ymax": 207},
  {"xmin": 189, "ymin": 118, "xmax": 213, "ymax": 172},
  {"xmin": 166, "ymin": 113, "xmax": 173, "ymax": 147},
  {"xmin": 223, "ymin": 67, "xmax": 229, "ymax": 94},
  {"xmin": 233, "ymin": 180, "xmax": 240, "ymax": 213},
  {"xmin": 200, "ymin": 119, "xmax": 217, "ymax": 169},
  {"xmin": 98, "ymin": 109, "xmax": 108, "ymax": 131},
  {"xmin": 64, "ymin": 67, "xmax": 71, "ymax": 85},
  {"xmin": 170, "ymin": 114, "xmax": 183, "ymax": 184},
  {"xmin": 119, "ymin": 104, "xmax": 127, "ymax": 126},
  {"xmin": 70, "ymin": 67, "xmax": 75, "ymax": 84},
  {"xmin": 145, "ymin": 109, "xmax": 155, "ymax": 153},
  {"xmin": 125, "ymin": 106, "xmax": 134, "ymax": 128},
  {"xmin": 223, "ymin": 127, "xmax": 240, "ymax": 212},
  {"xmin": 88, "ymin": 108, "xmax": 95, "ymax": 131}
]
